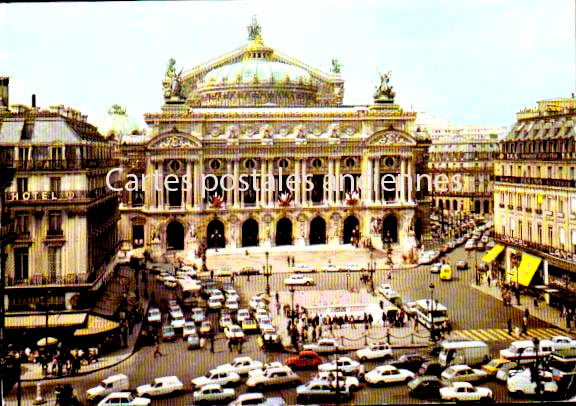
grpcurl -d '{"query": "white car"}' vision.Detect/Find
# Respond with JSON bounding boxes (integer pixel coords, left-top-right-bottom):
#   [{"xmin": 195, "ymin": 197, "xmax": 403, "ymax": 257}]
[
  {"xmin": 294, "ymin": 264, "xmax": 314, "ymax": 273},
  {"xmin": 550, "ymin": 335, "xmax": 576, "ymax": 351},
  {"xmin": 191, "ymin": 307, "xmax": 205, "ymax": 324},
  {"xmin": 303, "ymin": 338, "xmax": 341, "ymax": 354},
  {"xmin": 246, "ymin": 366, "xmax": 301, "ymax": 389},
  {"xmin": 136, "ymin": 376, "xmax": 184, "ymax": 398},
  {"xmin": 248, "ymin": 362, "xmax": 284, "ymax": 379},
  {"xmin": 341, "ymin": 264, "xmax": 362, "ymax": 272},
  {"xmin": 97, "ymin": 392, "xmax": 151, "ymax": 406},
  {"xmin": 193, "ymin": 383, "xmax": 235, "ymax": 404},
  {"xmin": 224, "ymin": 325, "xmax": 245, "ymax": 340},
  {"xmin": 228, "ymin": 392, "xmax": 266, "ymax": 406},
  {"xmin": 377, "ymin": 284, "xmax": 393, "ymax": 295},
  {"xmin": 183, "ymin": 321, "xmax": 197, "ymax": 339},
  {"xmin": 440, "ymin": 382, "xmax": 493, "ymax": 402},
  {"xmin": 220, "ymin": 314, "xmax": 233, "ymax": 329},
  {"xmin": 213, "ymin": 356, "xmax": 264, "ymax": 376},
  {"xmin": 171, "ymin": 314, "xmax": 185, "ymax": 329},
  {"xmin": 321, "ymin": 265, "xmax": 340, "ymax": 272},
  {"xmin": 191, "ymin": 370, "xmax": 241, "ymax": 389},
  {"xmin": 207, "ymin": 290, "xmax": 225, "ymax": 302},
  {"xmin": 224, "ymin": 289, "xmax": 240, "ymax": 301},
  {"xmin": 318, "ymin": 357, "xmax": 365, "ymax": 377},
  {"xmin": 163, "ymin": 275, "xmax": 178, "ymax": 289},
  {"xmin": 356, "ymin": 342, "xmax": 393, "ymax": 362},
  {"xmin": 364, "ymin": 365, "xmax": 415, "ymax": 385},
  {"xmin": 86, "ymin": 374, "xmax": 129, "ymax": 401},
  {"xmin": 314, "ymin": 371, "xmax": 361, "ymax": 391},
  {"xmin": 208, "ymin": 297, "xmax": 223, "ymax": 310},
  {"xmin": 250, "ymin": 296, "xmax": 266, "ymax": 310},
  {"xmin": 236, "ymin": 309, "xmax": 251, "ymax": 323},
  {"xmin": 507, "ymin": 368, "xmax": 558, "ymax": 395},
  {"xmin": 255, "ymin": 308, "xmax": 269, "ymax": 322},
  {"xmin": 441, "ymin": 365, "xmax": 488, "ymax": 383},
  {"xmin": 225, "ymin": 298, "xmax": 239, "ymax": 311},
  {"xmin": 284, "ymin": 274, "xmax": 315, "ymax": 286},
  {"xmin": 147, "ymin": 308, "xmax": 161, "ymax": 324},
  {"xmin": 258, "ymin": 317, "xmax": 274, "ymax": 332}
]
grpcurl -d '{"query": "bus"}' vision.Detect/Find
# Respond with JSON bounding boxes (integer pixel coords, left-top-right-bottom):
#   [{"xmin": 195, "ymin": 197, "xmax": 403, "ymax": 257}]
[
  {"xmin": 414, "ymin": 299, "xmax": 448, "ymax": 330},
  {"xmin": 176, "ymin": 279, "xmax": 202, "ymax": 308}
]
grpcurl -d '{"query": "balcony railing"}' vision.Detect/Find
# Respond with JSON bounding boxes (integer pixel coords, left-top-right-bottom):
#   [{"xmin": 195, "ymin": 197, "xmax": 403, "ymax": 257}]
[
  {"xmin": 6, "ymin": 272, "xmax": 89, "ymax": 287},
  {"xmin": 494, "ymin": 232, "xmax": 576, "ymax": 266},
  {"xmin": 3, "ymin": 159, "xmax": 118, "ymax": 171},
  {"xmin": 0, "ymin": 220, "xmax": 16, "ymax": 243},
  {"xmin": 47, "ymin": 229, "xmax": 64, "ymax": 238},
  {"xmin": 495, "ymin": 175, "xmax": 576, "ymax": 188}
]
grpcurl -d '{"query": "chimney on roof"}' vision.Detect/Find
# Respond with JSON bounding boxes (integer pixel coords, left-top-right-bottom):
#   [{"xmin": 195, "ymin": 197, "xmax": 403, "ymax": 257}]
[
  {"xmin": 32, "ymin": 94, "xmax": 36, "ymax": 108},
  {"xmin": 0, "ymin": 77, "xmax": 8, "ymax": 110}
]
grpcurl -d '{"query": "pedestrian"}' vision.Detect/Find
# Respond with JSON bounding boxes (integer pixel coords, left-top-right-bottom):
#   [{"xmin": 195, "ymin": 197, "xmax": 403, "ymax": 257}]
[
  {"xmin": 275, "ymin": 291, "xmax": 280, "ymax": 303},
  {"xmin": 210, "ymin": 333, "xmax": 215, "ymax": 353},
  {"xmin": 507, "ymin": 318, "xmax": 512, "ymax": 335},
  {"xmin": 524, "ymin": 308, "xmax": 530, "ymax": 320},
  {"xmin": 153, "ymin": 341, "xmax": 163, "ymax": 358},
  {"xmin": 487, "ymin": 275, "xmax": 491, "ymax": 287},
  {"xmin": 228, "ymin": 338, "xmax": 233, "ymax": 352},
  {"xmin": 238, "ymin": 339, "xmax": 243, "ymax": 354},
  {"xmin": 521, "ymin": 316, "xmax": 528, "ymax": 335},
  {"xmin": 287, "ymin": 255, "xmax": 291, "ymax": 267}
]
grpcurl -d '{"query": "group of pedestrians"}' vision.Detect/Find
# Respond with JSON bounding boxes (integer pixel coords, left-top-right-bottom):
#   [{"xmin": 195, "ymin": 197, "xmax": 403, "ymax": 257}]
[{"xmin": 506, "ymin": 308, "xmax": 530, "ymax": 336}]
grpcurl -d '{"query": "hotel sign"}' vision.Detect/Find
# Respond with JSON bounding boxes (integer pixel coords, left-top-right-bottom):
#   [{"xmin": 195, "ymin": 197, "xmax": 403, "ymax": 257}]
[{"xmin": 7, "ymin": 191, "xmax": 80, "ymax": 201}]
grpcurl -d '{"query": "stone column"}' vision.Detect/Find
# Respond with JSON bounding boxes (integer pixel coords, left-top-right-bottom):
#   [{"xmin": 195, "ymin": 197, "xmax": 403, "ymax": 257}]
[
  {"xmin": 399, "ymin": 158, "xmax": 406, "ymax": 203},
  {"xmin": 185, "ymin": 161, "xmax": 193, "ymax": 209},
  {"xmin": 260, "ymin": 158, "xmax": 267, "ymax": 207},
  {"xmin": 327, "ymin": 159, "xmax": 334, "ymax": 204},
  {"xmin": 366, "ymin": 158, "xmax": 373, "ymax": 203},
  {"xmin": 233, "ymin": 160, "xmax": 240, "ymax": 208},
  {"xmin": 146, "ymin": 157, "xmax": 154, "ymax": 209},
  {"xmin": 294, "ymin": 159, "xmax": 301, "ymax": 206},
  {"xmin": 301, "ymin": 159, "xmax": 307, "ymax": 206},
  {"xmin": 267, "ymin": 159, "xmax": 274, "ymax": 207},
  {"xmin": 158, "ymin": 161, "xmax": 164, "ymax": 209},
  {"xmin": 194, "ymin": 160, "xmax": 202, "ymax": 208},
  {"xmin": 408, "ymin": 157, "xmax": 416, "ymax": 203},
  {"xmin": 335, "ymin": 158, "xmax": 341, "ymax": 205},
  {"xmin": 226, "ymin": 160, "xmax": 233, "ymax": 207},
  {"xmin": 374, "ymin": 158, "xmax": 380, "ymax": 204}
]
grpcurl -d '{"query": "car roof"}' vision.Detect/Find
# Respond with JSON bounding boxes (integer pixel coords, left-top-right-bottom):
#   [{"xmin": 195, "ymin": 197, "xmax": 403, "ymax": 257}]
[
  {"xmin": 377, "ymin": 365, "xmax": 397, "ymax": 371},
  {"xmin": 103, "ymin": 374, "xmax": 128, "ymax": 383},
  {"xmin": 451, "ymin": 382, "xmax": 473, "ymax": 388},
  {"xmin": 202, "ymin": 383, "xmax": 223, "ymax": 390},
  {"xmin": 447, "ymin": 364, "xmax": 471, "ymax": 371}
]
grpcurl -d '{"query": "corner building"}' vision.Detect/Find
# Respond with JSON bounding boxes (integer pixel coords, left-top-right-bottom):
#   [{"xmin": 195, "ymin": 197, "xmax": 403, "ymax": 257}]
[
  {"xmin": 118, "ymin": 22, "xmax": 431, "ymax": 259},
  {"xmin": 494, "ymin": 98, "xmax": 576, "ymax": 305}
]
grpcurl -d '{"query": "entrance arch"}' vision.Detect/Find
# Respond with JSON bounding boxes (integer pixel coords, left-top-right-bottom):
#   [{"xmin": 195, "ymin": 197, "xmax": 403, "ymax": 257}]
[
  {"xmin": 343, "ymin": 216, "xmax": 359, "ymax": 245},
  {"xmin": 382, "ymin": 215, "xmax": 398, "ymax": 243},
  {"xmin": 309, "ymin": 217, "xmax": 326, "ymax": 245},
  {"xmin": 483, "ymin": 200, "xmax": 490, "ymax": 214},
  {"xmin": 276, "ymin": 218, "xmax": 293, "ymax": 246},
  {"xmin": 415, "ymin": 217, "xmax": 422, "ymax": 242},
  {"xmin": 242, "ymin": 218, "xmax": 259, "ymax": 247},
  {"xmin": 166, "ymin": 221, "xmax": 184, "ymax": 250},
  {"xmin": 207, "ymin": 220, "xmax": 225, "ymax": 249},
  {"xmin": 475, "ymin": 200, "xmax": 481, "ymax": 213}
]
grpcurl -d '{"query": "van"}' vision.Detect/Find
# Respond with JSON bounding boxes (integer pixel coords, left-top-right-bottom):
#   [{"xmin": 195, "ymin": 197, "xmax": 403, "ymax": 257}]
[
  {"xmin": 438, "ymin": 341, "xmax": 490, "ymax": 367},
  {"xmin": 439, "ymin": 265, "xmax": 453, "ymax": 281},
  {"xmin": 499, "ymin": 339, "xmax": 553, "ymax": 363},
  {"xmin": 86, "ymin": 374, "xmax": 129, "ymax": 401}
]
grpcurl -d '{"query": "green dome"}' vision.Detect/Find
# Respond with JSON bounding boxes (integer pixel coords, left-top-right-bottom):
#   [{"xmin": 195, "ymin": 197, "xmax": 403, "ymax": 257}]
[
  {"xmin": 96, "ymin": 104, "xmax": 140, "ymax": 138},
  {"xmin": 203, "ymin": 59, "xmax": 312, "ymax": 85}
]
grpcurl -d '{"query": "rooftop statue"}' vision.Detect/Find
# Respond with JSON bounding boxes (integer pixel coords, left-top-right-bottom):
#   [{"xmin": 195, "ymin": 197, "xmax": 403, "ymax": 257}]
[
  {"xmin": 374, "ymin": 70, "xmax": 396, "ymax": 103},
  {"xmin": 247, "ymin": 15, "xmax": 262, "ymax": 41},
  {"xmin": 331, "ymin": 59, "xmax": 342, "ymax": 74},
  {"xmin": 163, "ymin": 58, "xmax": 184, "ymax": 100}
]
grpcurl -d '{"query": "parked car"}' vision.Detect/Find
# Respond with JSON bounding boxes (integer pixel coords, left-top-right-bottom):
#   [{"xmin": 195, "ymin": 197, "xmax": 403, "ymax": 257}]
[
  {"xmin": 303, "ymin": 338, "xmax": 341, "ymax": 354},
  {"xmin": 191, "ymin": 370, "xmax": 241, "ymax": 389},
  {"xmin": 213, "ymin": 356, "xmax": 264, "ymax": 376},
  {"xmin": 441, "ymin": 364, "xmax": 488, "ymax": 383},
  {"xmin": 187, "ymin": 333, "xmax": 201, "ymax": 350},
  {"xmin": 321, "ymin": 265, "xmax": 340, "ymax": 272},
  {"xmin": 183, "ymin": 321, "xmax": 197, "ymax": 339},
  {"xmin": 364, "ymin": 365, "xmax": 415, "ymax": 385},
  {"xmin": 407, "ymin": 375, "xmax": 442, "ymax": 398},
  {"xmin": 136, "ymin": 376, "xmax": 184, "ymax": 398},
  {"xmin": 193, "ymin": 383, "xmax": 235, "ymax": 404},
  {"xmin": 456, "ymin": 260, "xmax": 468, "ymax": 270},
  {"xmin": 284, "ymin": 351, "xmax": 322, "ymax": 369},
  {"xmin": 294, "ymin": 264, "xmax": 315, "ymax": 273},
  {"xmin": 318, "ymin": 357, "xmax": 365, "ymax": 378},
  {"xmin": 147, "ymin": 308, "xmax": 161, "ymax": 324},
  {"xmin": 296, "ymin": 380, "xmax": 352, "ymax": 403},
  {"xmin": 161, "ymin": 324, "xmax": 176, "ymax": 341},
  {"xmin": 356, "ymin": 342, "xmax": 393, "ymax": 362},
  {"xmin": 246, "ymin": 366, "xmax": 301, "ymax": 390},
  {"xmin": 284, "ymin": 274, "xmax": 315, "ymax": 286},
  {"xmin": 86, "ymin": 374, "xmax": 130, "ymax": 402},
  {"xmin": 439, "ymin": 382, "xmax": 493, "ymax": 402},
  {"xmin": 97, "ymin": 392, "xmax": 150, "ymax": 406},
  {"xmin": 240, "ymin": 266, "xmax": 260, "ymax": 276},
  {"xmin": 507, "ymin": 368, "xmax": 558, "ymax": 395}
]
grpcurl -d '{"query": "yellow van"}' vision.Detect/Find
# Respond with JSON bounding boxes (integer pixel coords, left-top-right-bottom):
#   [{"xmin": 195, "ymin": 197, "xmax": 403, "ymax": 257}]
[{"xmin": 439, "ymin": 264, "xmax": 453, "ymax": 281}]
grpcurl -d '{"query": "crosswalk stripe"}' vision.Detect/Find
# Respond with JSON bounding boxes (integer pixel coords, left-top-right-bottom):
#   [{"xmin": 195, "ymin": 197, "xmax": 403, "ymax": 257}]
[{"xmin": 450, "ymin": 328, "xmax": 564, "ymax": 342}]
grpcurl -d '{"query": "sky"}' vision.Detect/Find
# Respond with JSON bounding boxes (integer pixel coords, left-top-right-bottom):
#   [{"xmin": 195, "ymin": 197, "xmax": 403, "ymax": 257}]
[{"xmin": 1, "ymin": 0, "xmax": 574, "ymax": 129}]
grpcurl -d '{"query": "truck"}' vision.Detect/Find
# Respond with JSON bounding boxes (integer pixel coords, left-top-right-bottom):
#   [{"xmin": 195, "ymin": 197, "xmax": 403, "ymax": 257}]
[{"xmin": 438, "ymin": 340, "xmax": 490, "ymax": 367}]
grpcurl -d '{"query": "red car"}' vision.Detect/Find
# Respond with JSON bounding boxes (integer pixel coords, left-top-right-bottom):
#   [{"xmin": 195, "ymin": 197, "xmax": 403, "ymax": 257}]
[{"xmin": 284, "ymin": 350, "xmax": 322, "ymax": 369}]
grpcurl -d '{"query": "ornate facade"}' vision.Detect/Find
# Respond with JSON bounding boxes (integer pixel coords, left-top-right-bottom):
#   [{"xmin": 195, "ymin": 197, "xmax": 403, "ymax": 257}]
[
  {"xmin": 0, "ymin": 82, "xmax": 119, "ymax": 311},
  {"xmin": 494, "ymin": 98, "xmax": 576, "ymax": 295},
  {"xmin": 117, "ymin": 20, "xmax": 432, "ymax": 261}
]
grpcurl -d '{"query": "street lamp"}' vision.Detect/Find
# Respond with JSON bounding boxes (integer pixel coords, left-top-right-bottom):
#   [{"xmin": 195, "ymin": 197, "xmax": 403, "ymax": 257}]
[
  {"xmin": 289, "ymin": 286, "xmax": 296, "ymax": 323},
  {"xmin": 429, "ymin": 283, "xmax": 436, "ymax": 342},
  {"xmin": 385, "ymin": 231, "xmax": 393, "ymax": 266},
  {"xmin": 264, "ymin": 251, "xmax": 271, "ymax": 296},
  {"xmin": 532, "ymin": 337, "xmax": 542, "ymax": 396}
]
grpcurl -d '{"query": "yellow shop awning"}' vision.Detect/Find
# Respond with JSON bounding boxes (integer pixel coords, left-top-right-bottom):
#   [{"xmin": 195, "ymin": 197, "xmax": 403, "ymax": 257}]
[
  {"xmin": 516, "ymin": 253, "xmax": 542, "ymax": 286},
  {"xmin": 74, "ymin": 315, "xmax": 120, "ymax": 337},
  {"xmin": 482, "ymin": 244, "xmax": 505, "ymax": 263},
  {"xmin": 5, "ymin": 312, "xmax": 87, "ymax": 329}
]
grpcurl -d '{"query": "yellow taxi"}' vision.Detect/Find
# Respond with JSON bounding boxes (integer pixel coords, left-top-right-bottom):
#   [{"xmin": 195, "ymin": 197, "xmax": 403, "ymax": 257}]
[
  {"xmin": 241, "ymin": 318, "xmax": 259, "ymax": 333},
  {"xmin": 439, "ymin": 264, "xmax": 453, "ymax": 281},
  {"xmin": 482, "ymin": 358, "xmax": 512, "ymax": 375}
]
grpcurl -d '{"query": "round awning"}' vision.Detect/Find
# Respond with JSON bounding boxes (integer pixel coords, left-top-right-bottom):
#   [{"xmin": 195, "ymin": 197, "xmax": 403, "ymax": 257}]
[{"xmin": 37, "ymin": 337, "xmax": 58, "ymax": 347}]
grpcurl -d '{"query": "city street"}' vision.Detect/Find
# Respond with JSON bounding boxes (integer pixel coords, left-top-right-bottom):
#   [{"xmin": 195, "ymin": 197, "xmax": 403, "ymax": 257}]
[{"xmin": 8, "ymin": 244, "xmax": 568, "ymax": 405}]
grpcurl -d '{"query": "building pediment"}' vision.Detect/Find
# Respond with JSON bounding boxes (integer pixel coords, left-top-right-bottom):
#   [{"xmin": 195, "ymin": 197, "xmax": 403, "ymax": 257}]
[
  {"xmin": 367, "ymin": 130, "xmax": 416, "ymax": 146},
  {"xmin": 148, "ymin": 129, "xmax": 202, "ymax": 149}
]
